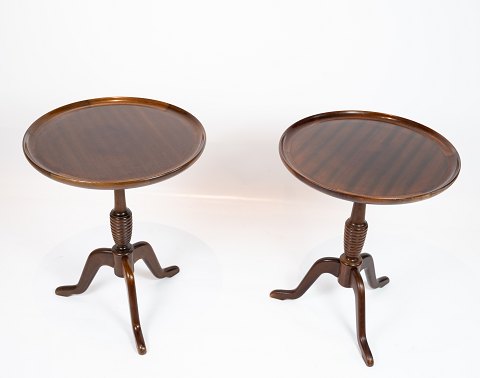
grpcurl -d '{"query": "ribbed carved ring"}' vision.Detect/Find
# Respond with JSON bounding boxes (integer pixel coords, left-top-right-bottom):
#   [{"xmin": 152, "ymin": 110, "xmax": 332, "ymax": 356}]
[
  {"xmin": 110, "ymin": 208, "xmax": 133, "ymax": 249},
  {"xmin": 344, "ymin": 218, "xmax": 368, "ymax": 259}
]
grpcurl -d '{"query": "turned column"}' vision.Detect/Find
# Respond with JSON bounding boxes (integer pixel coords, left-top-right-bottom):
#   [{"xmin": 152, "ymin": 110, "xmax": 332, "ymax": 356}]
[
  {"xmin": 111, "ymin": 189, "xmax": 134, "ymax": 277},
  {"xmin": 338, "ymin": 202, "xmax": 368, "ymax": 287}
]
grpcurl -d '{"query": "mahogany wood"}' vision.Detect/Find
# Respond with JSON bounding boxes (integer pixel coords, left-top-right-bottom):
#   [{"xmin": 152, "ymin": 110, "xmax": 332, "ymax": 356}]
[
  {"xmin": 271, "ymin": 203, "xmax": 387, "ymax": 366},
  {"xmin": 280, "ymin": 111, "xmax": 460, "ymax": 204},
  {"xmin": 24, "ymin": 97, "xmax": 205, "ymax": 355},
  {"xmin": 269, "ymin": 258, "xmax": 340, "ymax": 300},
  {"xmin": 23, "ymin": 97, "xmax": 206, "ymax": 190},
  {"xmin": 55, "ymin": 190, "xmax": 180, "ymax": 354},
  {"xmin": 272, "ymin": 111, "xmax": 460, "ymax": 366},
  {"xmin": 55, "ymin": 248, "xmax": 114, "ymax": 296},
  {"xmin": 360, "ymin": 253, "xmax": 389, "ymax": 289},
  {"xmin": 122, "ymin": 255, "xmax": 147, "ymax": 355},
  {"xmin": 133, "ymin": 241, "xmax": 180, "ymax": 278},
  {"xmin": 351, "ymin": 269, "xmax": 372, "ymax": 366}
]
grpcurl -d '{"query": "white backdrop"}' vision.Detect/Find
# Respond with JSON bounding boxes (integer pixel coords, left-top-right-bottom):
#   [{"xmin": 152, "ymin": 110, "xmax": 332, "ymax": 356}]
[{"xmin": 1, "ymin": 1, "xmax": 479, "ymax": 377}]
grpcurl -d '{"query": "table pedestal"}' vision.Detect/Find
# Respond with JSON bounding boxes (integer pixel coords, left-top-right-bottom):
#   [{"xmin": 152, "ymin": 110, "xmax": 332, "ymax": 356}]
[
  {"xmin": 270, "ymin": 202, "xmax": 389, "ymax": 366},
  {"xmin": 55, "ymin": 189, "xmax": 179, "ymax": 355}
]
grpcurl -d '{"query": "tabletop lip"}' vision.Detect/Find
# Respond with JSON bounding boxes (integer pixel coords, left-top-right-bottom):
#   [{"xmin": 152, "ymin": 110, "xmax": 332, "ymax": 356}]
[
  {"xmin": 279, "ymin": 110, "xmax": 461, "ymax": 205},
  {"xmin": 23, "ymin": 96, "xmax": 206, "ymax": 190}
]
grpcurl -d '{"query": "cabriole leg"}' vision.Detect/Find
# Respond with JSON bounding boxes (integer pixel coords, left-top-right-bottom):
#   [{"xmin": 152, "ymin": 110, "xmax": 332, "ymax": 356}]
[
  {"xmin": 270, "ymin": 257, "xmax": 340, "ymax": 300},
  {"xmin": 133, "ymin": 241, "xmax": 179, "ymax": 278},
  {"xmin": 55, "ymin": 248, "xmax": 113, "ymax": 296},
  {"xmin": 122, "ymin": 255, "xmax": 147, "ymax": 355}
]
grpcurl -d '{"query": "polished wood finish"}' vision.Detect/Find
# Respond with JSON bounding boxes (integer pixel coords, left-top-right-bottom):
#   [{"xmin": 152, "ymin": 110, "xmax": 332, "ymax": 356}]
[
  {"xmin": 55, "ymin": 190, "xmax": 180, "ymax": 355},
  {"xmin": 271, "ymin": 203, "xmax": 386, "ymax": 366},
  {"xmin": 122, "ymin": 254, "xmax": 146, "ymax": 355},
  {"xmin": 24, "ymin": 98, "xmax": 205, "ymax": 355},
  {"xmin": 23, "ymin": 97, "xmax": 206, "ymax": 190},
  {"xmin": 55, "ymin": 248, "xmax": 114, "ymax": 296},
  {"xmin": 272, "ymin": 111, "xmax": 460, "ymax": 366},
  {"xmin": 280, "ymin": 111, "xmax": 460, "ymax": 204}
]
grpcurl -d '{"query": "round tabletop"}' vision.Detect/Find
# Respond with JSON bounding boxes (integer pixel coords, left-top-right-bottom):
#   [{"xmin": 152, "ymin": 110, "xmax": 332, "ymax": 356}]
[
  {"xmin": 280, "ymin": 111, "xmax": 460, "ymax": 204},
  {"xmin": 23, "ymin": 97, "xmax": 206, "ymax": 190}
]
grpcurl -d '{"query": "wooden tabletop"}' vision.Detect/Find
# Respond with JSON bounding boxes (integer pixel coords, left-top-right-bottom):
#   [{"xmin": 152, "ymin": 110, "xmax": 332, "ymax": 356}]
[
  {"xmin": 23, "ymin": 97, "xmax": 206, "ymax": 190},
  {"xmin": 280, "ymin": 111, "xmax": 460, "ymax": 204}
]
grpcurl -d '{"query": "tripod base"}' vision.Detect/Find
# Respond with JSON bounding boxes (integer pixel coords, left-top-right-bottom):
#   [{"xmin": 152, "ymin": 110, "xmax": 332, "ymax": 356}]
[
  {"xmin": 271, "ymin": 201, "xmax": 389, "ymax": 366},
  {"xmin": 270, "ymin": 253, "xmax": 388, "ymax": 367},
  {"xmin": 56, "ymin": 241, "xmax": 179, "ymax": 355}
]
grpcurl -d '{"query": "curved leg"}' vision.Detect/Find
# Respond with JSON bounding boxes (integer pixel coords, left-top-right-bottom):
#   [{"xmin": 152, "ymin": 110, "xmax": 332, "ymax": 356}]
[
  {"xmin": 56, "ymin": 248, "xmax": 114, "ymax": 297},
  {"xmin": 270, "ymin": 257, "xmax": 340, "ymax": 300},
  {"xmin": 122, "ymin": 255, "xmax": 147, "ymax": 355},
  {"xmin": 351, "ymin": 269, "xmax": 374, "ymax": 367},
  {"xmin": 133, "ymin": 241, "xmax": 179, "ymax": 278},
  {"xmin": 360, "ymin": 253, "xmax": 389, "ymax": 289}
]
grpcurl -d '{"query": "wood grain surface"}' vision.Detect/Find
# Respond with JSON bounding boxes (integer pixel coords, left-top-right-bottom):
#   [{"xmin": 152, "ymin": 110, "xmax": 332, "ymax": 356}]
[
  {"xmin": 280, "ymin": 111, "xmax": 460, "ymax": 204},
  {"xmin": 23, "ymin": 97, "xmax": 206, "ymax": 189}
]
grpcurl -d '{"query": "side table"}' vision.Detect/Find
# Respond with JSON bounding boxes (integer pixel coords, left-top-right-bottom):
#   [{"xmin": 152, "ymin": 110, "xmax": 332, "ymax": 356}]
[
  {"xmin": 270, "ymin": 111, "xmax": 460, "ymax": 366},
  {"xmin": 23, "ymin": 97, "xmax": 206, "ymax": 354}
]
